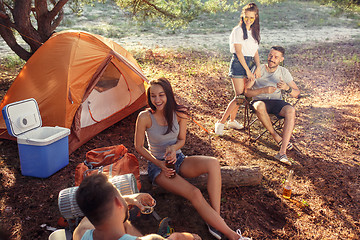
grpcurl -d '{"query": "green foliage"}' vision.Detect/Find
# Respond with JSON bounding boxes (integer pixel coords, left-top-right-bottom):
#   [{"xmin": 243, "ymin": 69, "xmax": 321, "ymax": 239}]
[
  {"xmin": 312, "ymin": 0, "xmax": 360, "ymax": 21},
  {"xmin": 1, "ymin": 55, "xmax": 25, "ymax": 69},
  {"xmin": 66, "ymin": 0, "xmax": 256, "ymax": 29},
  {"xmin": 342, "ymin": 53, "xmax": 360, "ymax": 65},
  {"xmin": 68, "ymin": 0, "xmax": 107, "ymax": 15},
  {"xmin": 318, "ymin": 0, "xmax": 360, "ymax": 8},
  {"xmin": 61, "ymin": 18, "xmax": 76, "ymax": 28},
  {"xmin": 113, "ymin": 0, "xmax": 204, "ymax": 28},
  {"xmin": 2, "ymin": 0, "xmax": 360, "ymax": 61},
  {"xmin": 260, "ymin": 0, "xmax": 359, "ymax": 29},
  {"xmin": 61, "ymin": 0, "xmax": 360, "ymax": 32}
]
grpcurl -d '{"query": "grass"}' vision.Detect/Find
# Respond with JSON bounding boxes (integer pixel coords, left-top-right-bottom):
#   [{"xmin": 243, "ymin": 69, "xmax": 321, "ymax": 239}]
[
  {"xmin": 131, "ymin": 48, "xmax": 228, "ymax": 85},
  {"xmin": 287, "ymin": 38, "xmax": 360, "ymax": 70},
  {"xmin": 1, "ymin": 0, "xmax": 359, "ymax": 72},
  {"xmin": 343, "ymin": 54, "xmax": 360, "ymax": 65},
  {"xmin": 0, "ymin": 55, "xmax": 25, "ymax": 69},
  {"xmin": 260, "ymin": 0, "xmax": 359, "ymax": 29},
  {"xmin": 57, "ymin": 0, "xmax": 360, "ymax": 38},
  {"xmin": 59, "ymin": 1, "xmax": 164, "ymax": 36}
]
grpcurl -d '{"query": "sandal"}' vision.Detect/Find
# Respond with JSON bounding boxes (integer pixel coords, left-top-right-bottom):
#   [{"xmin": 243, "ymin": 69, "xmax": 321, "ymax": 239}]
[
  {"xmin": 278, "ymin": 141, "xmax": 293, "ymax": 151},
  {"xmin": 274, "ymin": 153, "xmax": 292, "ymax": 166}
]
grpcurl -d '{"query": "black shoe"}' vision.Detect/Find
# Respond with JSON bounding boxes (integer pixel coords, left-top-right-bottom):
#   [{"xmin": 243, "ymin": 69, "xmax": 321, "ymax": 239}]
[{"xmin": 207, "ymin": 223, "xmax": 223, "ymax": 239}]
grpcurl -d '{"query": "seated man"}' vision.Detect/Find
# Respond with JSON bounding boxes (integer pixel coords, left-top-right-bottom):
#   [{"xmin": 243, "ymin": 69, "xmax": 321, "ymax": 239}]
[
  {"xmin": 74, "ymin": 173, "xmax": 200, "ymax": 240},
  {"xmin": 245, "ymin": 46, "xmax": 300, "ymax": 165}
]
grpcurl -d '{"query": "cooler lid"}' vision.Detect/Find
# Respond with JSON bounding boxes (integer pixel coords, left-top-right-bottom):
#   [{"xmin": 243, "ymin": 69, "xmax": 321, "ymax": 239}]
[{"xmin": 2, "ymin": 98, "xmax": 42, "ymax": 137}]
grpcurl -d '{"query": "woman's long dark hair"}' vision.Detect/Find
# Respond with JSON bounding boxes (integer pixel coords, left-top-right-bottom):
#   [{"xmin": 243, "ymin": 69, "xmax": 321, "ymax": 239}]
[
  {"xmin": 147, "ymin": 78, "xmax": 187, "ymax": 134},
  {"xmin": 238, "ymin": 2, "xmax": 260, "ymax": 44}
]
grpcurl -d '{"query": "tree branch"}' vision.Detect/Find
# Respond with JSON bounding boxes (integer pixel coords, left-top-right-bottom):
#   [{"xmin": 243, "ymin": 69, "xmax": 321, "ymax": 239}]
[
  {"xmin": 13, "ymin": 0, "xmax": 41, "ymax": 53},
  {"xmin": 34, "ymin": 0, "xmax": 48, "ymax": 20},
  {"xmin": 0, "ymin": 19, "xmax": 31, "ymax": 60},
  {"xmin": 2, "ymin": 1, "xmax": 13, "ymax": 12},
  {"xmin": 50, "ymin": 10, "xmax": 63, "ymax": 31},
  {"xmin": 48, "ymin": 0, "xmax": 68, "ymax": 20},
  {"xmin": 0, "ymin": 3, "xmax": 17, "ymax": 34},
  {"xmin": 141, "ymin": 0, "xmax": 177, "ymax": 19},
  {"xmin": 132, "ymin": 0, "xmax": 140, "ymax": 15}
]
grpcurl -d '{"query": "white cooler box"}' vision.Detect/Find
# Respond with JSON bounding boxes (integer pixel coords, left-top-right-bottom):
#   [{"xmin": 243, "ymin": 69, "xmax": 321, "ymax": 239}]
[{"xmin": 2, "ymin": 98, "xmax": 70, "ymax": 178}]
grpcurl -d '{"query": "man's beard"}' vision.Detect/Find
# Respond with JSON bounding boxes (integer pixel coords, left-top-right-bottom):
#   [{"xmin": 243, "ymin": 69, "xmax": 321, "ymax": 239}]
[{"xmin": 268, "ymin": 61, "xmax": 278, "ymax": 69}]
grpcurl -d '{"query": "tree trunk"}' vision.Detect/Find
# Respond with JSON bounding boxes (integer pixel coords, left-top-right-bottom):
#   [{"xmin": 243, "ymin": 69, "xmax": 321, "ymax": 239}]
[
  {"xmin": 0, "ymin": 21, "xmax": 32, "ymax": 60},
  {"xmin": 0, "ymin": 0, "xmax": 67, "ymax": 61},
  {"xmin": 140, "ymin": 165, "xmax": 262, "ymax": 193}
]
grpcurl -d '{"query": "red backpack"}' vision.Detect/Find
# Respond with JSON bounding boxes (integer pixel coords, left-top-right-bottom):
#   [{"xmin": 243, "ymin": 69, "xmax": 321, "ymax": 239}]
[{"xmin": 74, "ymin": 145, "xmax": 141, "ymax": 190}]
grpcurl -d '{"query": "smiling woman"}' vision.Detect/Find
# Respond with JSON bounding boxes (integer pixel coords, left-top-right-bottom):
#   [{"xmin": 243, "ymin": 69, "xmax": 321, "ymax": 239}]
[
  {"xmin": 134, "ymin": 78, "xmax": 251, "ymax": 240},
  {"xmin": 214, "ymin": 2, "xmax": 262, "ymax": 137}
]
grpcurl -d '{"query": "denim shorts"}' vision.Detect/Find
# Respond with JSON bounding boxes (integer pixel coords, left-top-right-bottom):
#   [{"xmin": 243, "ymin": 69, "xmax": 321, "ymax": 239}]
[
  {"xmin": 147, "ymin": 152, "xmax": 186, "ymax": 184},
  {"xmin": 228, "ymin": 54, "xmax": 255, "ymax": 78},
  {"xmin": 251, "ymin": 99, "xmax": 290, "ymax": 119}
]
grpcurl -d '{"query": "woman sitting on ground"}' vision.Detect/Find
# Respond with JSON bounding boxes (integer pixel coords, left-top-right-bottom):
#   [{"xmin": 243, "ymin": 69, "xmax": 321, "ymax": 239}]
[{"xmin": 134, "ymin": 77, "xmax": 250, "ymax": 240}]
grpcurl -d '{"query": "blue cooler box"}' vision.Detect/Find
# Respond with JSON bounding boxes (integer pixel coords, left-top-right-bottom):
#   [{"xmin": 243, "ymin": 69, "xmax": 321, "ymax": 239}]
[{"xmin": 2, "ymin": 98, "xmax": 70, "ymax": 178}]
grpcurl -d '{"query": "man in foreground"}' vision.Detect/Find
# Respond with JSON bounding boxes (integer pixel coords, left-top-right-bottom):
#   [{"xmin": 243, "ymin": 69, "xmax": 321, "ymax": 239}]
[
  {"xmin": 245, "ymin": 46, "xmax": 300, "ymax": 165},
  {"xmin": 73, "ymin": 173, "xmax": 200, "ymax": 240}
]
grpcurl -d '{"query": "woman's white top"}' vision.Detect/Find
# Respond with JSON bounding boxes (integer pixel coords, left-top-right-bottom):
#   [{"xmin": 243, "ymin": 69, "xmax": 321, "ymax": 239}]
[{"xmin": 229, "ymin": 25, "xmax": 259, "ymax": 57}]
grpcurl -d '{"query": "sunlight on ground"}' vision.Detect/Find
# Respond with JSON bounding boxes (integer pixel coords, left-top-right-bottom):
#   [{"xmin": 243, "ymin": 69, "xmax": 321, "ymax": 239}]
[{"xmin": 0, "ymin": 166, "xmax": 16, "ymax": 188}]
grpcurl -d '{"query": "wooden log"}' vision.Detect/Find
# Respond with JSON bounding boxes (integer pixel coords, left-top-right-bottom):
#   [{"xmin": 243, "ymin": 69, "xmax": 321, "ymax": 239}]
[{"xmin": 140, "ymin": 165, "xmax": 262, "ymax": 193}]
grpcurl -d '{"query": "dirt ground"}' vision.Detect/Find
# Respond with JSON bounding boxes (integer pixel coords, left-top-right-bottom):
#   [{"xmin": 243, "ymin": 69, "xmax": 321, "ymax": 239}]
[{"xmin": 0, "ymin": 39, "xmax": 360, "ymax": 240}]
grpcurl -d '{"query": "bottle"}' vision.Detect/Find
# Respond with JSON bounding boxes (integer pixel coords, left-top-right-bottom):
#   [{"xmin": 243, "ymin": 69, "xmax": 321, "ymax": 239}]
[
  {"xmin": 283, "ymin": 170, "xmax": 294, "ymax": 199},
  {"xmin": 165, "ymin": 160, "xmax": 176, "ymax": 178}
]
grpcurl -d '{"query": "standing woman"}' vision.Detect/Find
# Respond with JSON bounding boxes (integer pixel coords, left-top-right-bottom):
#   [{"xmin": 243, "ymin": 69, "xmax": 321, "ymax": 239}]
[
  {"xmin": 215, "ymin": 3, "xmax": 261, "ymax": 136},
  {"xmin": 135, "ymin": 78, "xmax": 250, "ymax": 240}
]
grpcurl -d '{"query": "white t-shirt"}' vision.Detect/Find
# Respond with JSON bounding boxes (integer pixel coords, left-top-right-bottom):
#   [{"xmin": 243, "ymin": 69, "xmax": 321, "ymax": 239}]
[{"xmin": 229, "ymin": 26, "xmax": 259, "ymax": 57}]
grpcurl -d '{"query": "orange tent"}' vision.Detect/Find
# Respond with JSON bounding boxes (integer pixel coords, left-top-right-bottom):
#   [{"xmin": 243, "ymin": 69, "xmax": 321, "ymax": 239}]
[{"xmin": 0, "ymin": 30, "xmax": 148, "ymax": 153}]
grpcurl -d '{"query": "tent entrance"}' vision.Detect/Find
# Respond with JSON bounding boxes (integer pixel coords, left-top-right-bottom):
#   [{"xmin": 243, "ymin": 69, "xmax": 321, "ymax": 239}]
[{"xmin": 80, "ymin": 61, "xmax": 131, "ymax": 128}]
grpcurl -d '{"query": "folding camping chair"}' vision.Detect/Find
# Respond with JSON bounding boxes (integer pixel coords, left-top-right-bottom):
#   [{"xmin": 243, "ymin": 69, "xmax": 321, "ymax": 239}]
[{"xmin": 243, "ymin": 92, "xmax": 306, "ymax": 145}]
